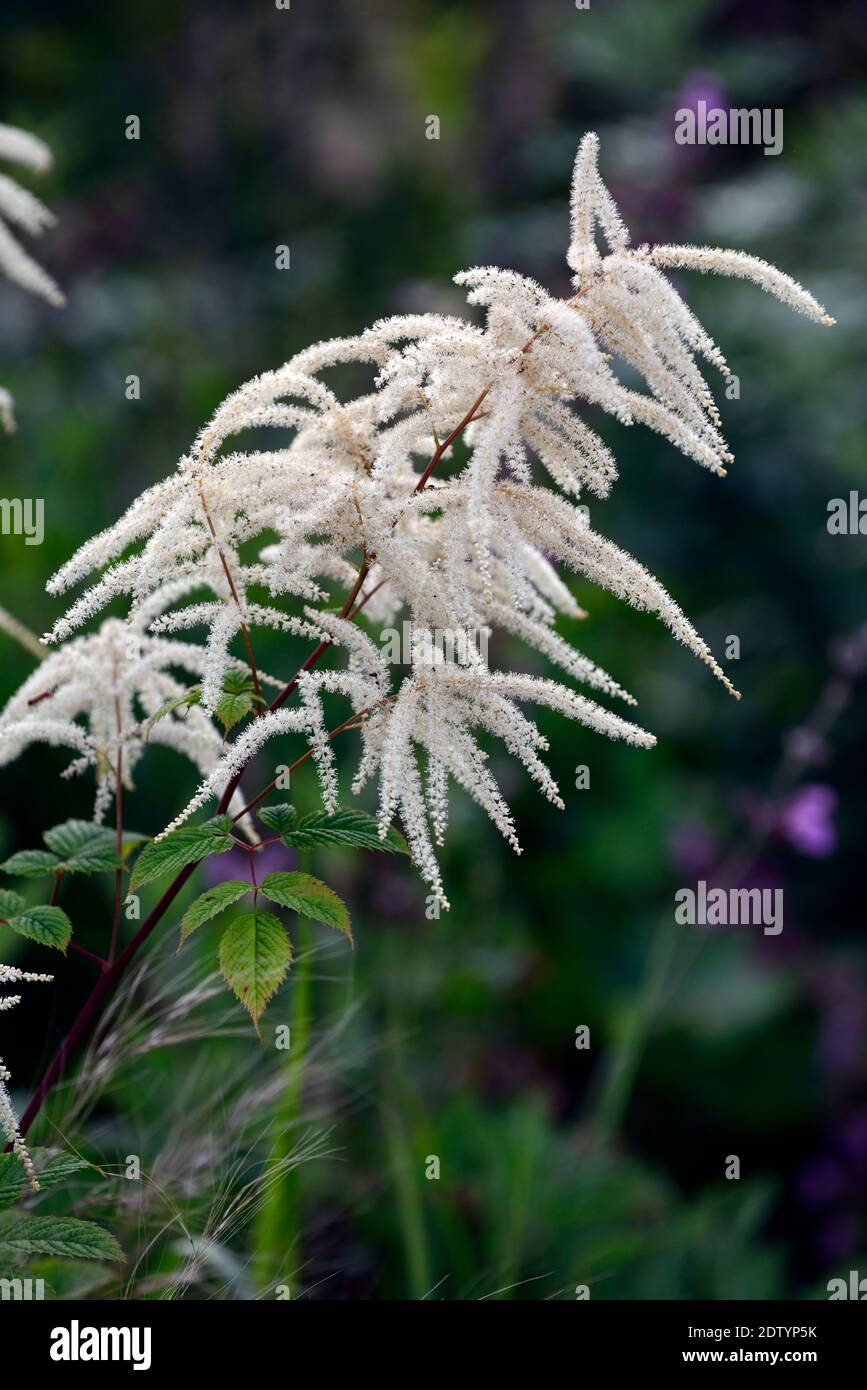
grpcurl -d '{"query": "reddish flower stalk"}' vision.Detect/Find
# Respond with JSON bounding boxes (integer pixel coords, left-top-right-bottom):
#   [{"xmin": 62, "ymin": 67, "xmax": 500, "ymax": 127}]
[{"xmin": 13, "ymin": 410, "xmax": 469, "ymax": 1143}]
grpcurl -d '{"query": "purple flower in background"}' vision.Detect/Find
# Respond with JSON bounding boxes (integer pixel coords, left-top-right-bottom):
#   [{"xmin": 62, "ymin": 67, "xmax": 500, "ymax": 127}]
[
  {"xmin": 780, "ymin": 784, "xmax": 837, "ymax": 858},
  {"xmin": 671, "ymin": 70, "xmax": 727, "ymax": 163},
  {"xmin": 675, "ymin": 70, "xmax": 727, "ymax": 119},
  {"xmin": 202, "ymin": 840, "xmax": 296, "ymax": 888},
  {"xmin": 668, "ymin": 819, "xmax": 718, "ymax": 878}
]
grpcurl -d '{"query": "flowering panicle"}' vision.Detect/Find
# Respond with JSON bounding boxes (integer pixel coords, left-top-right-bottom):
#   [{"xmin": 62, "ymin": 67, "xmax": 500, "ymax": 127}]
[
  {"xmin": 8, "ymin": 134, "xmax": 830, "ymax": 906},
  {"xmin": 0, "ymin": 963, "xmax": 53, "ymax": 1189},
  {"xmin": 0, "ymin": 586, "xmax": 260, "ymax": 823},
  {"xmin": 0, "ymin": 121, "xmax": 64, "ymax": 431}
]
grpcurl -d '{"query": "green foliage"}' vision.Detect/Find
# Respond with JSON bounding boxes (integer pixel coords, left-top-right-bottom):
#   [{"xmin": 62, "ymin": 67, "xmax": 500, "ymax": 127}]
[
  {"xmin": 218, "ymin": 910, "xmax": 293, "ymax": 1029},
  {"xmin": 0, "ymin": 850, "xmax": 59, "ymax": 878},
  {"xmin": 1, "ymin": 820, "xmax": 120, "ymax": 877},
  {"xmin": 0, "ymin": 900, "xmax": 72, "ymax": 952},
  {"xmin": 216, "ymin": 669, "xmax": 263, "ymax": 733},
  {"xmin": 0, "ymin": 1150, "xmax": 94, "ymax": 1211},
  {"xmin": 144, "ymin": 687, "xmax": 202, "ymax": 735},
  {"xmin": 130, "ymin": 816, "xmax": 234, "ymax": 891},
  {"xmin": 260, "ymin": 870, "xmax": 352, "ymax": 940},
  {"xmin": 0, "ymin": 0, "xmax": 860, "ymax": 1301},
  {"xmin": 257, "ymin": 804, "xmax": 299, "ymax": 835},
  {"xmin": 0, "ymin": 1216, "xmax": 124, "ymax": 1263},
  {"xmin": 0, "ymin": 888, "xmax": 24, "ymax": 916},
  {"xmin": 179, "ymin": 879, "xmax": 250, "ymax": 945},
  {"xmin": 260, "ymin": 804, "xmax": 409, "ymax": 854},
  {"xmin": 0, "ymin": 1151, "xmax": 122, "ymax": 1296}
]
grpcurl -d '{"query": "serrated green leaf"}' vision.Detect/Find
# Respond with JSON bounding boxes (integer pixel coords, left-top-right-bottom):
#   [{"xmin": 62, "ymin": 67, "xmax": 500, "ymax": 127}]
[
  {"xmin": 0, "ymin": 887, "xmax": 26, "ymax": 917},
  {"xmin": 143, "ymin": 688, "xmax": 202, "ymax": 738},
  {"xmin": 219, "ymin": 911, "xmax": 292, "ymax": 1029},
  {"xmin": 216, "ymin": 686, "xmax": 254, "ymax": 734},
  {"xmin": 0, "ymin": 1156, "xmax": 25, "ymax": 1210},
  {"xmin": 0, "ymin": 1150, "xmax": 94, "ymax": 1211},
  {"xmin": 5, "ymin": 904, "xmax": 71, "ymax": 952},
  {"xmin": 0, "ymin": 850, "xmax": 60, "ymax": 879},
  {"xmin": 276, "ymin": 809, "xmax": 409, "ymax": 854},
  {"xmin": 257, "ymin": 804, "xmax": 298, "ymax": 834},
  {"xmin": 222, "ymin": 669, "xmax": 254, "ymax": 695},
  {"xmin": 259, "ymin": 871, "xmax": 352, "ymax": 941},
  {"xmin": 179, "ymin": 880, "xmax": 250, "ymax": 946},
  {"xmin": 130, "ymin": 816, "xmax": 234, "ymax": 892},
  {"xmin": 0, "ymin": 1216, "xmax": 124, "ymax": 1263},
  {"xmin": 42, "ymin": 821, "xmax": 120, "ymax": 875}
]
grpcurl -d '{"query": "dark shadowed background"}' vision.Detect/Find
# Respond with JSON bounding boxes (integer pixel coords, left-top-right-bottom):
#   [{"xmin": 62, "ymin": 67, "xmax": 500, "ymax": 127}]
[{"xmin": 1, "ymin": 0, "xmax": 865, "ymax": 1299}]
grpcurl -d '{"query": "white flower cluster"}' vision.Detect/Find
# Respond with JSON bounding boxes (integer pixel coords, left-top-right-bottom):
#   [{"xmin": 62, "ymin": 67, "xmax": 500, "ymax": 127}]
[
  {"xmin": 0, "ymin": 962, "xmax": 53, "ymax": 1189},
  {"xmin": 21, "ymin": 134, "xmax": 831, "ymax": 907},
  {"xmin": 0, "ymin": 584, "xmax": 261, "ymax": 823},
  {"xmin": 0, "ymin": 122, "xmax": 64, "ymax": 432}
]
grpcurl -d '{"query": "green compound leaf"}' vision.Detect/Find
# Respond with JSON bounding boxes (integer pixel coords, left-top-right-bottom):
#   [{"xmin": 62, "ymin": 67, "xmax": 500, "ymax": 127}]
[
  {"xmin": 143, "ymin": 688, "xmax": 202, "ymax": 743},
  {"xmin": 0, "ymin": 821, "xmax": 121, "ymax": 879},
  {"xmin": 222, "ymin": 669, "xmax": 254, "ymax": 694},
  {"xmin": 275, "ymin": 808, "xmax": 408, "ymax": 854},
  {"xmin": 259, "ymin": 871, "xmax": 352, "ymax": 942},
  {"xmin": 0, "ymin": 1216, "xmax": 124, "ymax": 1263},
  {"xmin": 0, "ymin": 888, "xmax": 25, "ymax": 916},
  {"xmin": 216, "ymin": 686, "xmax": 254, "ymax": 734},
  {"xmin": 257, "ymin": 804, "xmax": 298, "ymax": 834},
  {"xmin": 42, "ymin": 820, "xmax": 121, "ymax": 874},
  {"xmin": 0, "ymin": 1150, "xmax": 94, "ymax": 1211},
  {"xmin": 0, "ymin": 850, "xmax": 61, "ymax": 879},
  {"xmin": 179, "ymin": 880, "xmax": 250, "ymax": 946},
  {"xmin": 130, "ymin": 816, "xmax": 234, "ymax": 892},
  {"xmin": 219, "ymin": 911, "xmax": 292, "ymax": 1030},
  {"xmin": 3, "ymin": 904, "xmax": 71, "ymax": 953},
  {"xmin": 146, "ymin": 687, "xmax": 202, "ymax": 727}
]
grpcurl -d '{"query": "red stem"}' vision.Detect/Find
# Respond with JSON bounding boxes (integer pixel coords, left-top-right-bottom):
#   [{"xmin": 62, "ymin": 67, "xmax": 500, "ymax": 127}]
[
  {"xmin": 69, "ymin": 942, "xmax": 107, "ymax": 969},
  {"xmin": 14, "ymin": 387, "xmax": 483, "ymax": 1143},
  {"xmin": 15, "ymin": 860, "xmax": 198, "ymax": 1140}
]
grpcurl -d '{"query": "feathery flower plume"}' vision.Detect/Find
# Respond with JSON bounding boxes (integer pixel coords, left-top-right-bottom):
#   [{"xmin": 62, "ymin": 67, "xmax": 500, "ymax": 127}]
[
  {"xmin": 0, "ymin": 963, "xmax": 54, "ymax": 1189},
  {"xmin": 0, "ymin": 121, "xmax": 64, "ymax": 432},
  {"xmin": 0, "ymin": 588, "xmax": 261, "ymax": 823},
  {"xmin": 18, "ymin": 134, "xmax": 831, "ymax": 905}
]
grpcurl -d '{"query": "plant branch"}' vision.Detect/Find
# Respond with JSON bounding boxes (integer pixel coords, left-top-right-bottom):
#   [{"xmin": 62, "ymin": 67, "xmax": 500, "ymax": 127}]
[
  {"xmin": 197, "ymin": 482, "xmax": 264, "ymax": 712},
  {"xmin": 69, "ymin": 942, "xmax": 107, "ymax": 969},
  {"xmin": 412, "ymin": 387, "xmax": 489, "ymax": 494},
  {"xmin": 14, "ymin": 859, "xmax": 200, "ymax": 1141},
  {"xmin": 230, "ymin": 703, "xmax": 381, "ymax": 825},
  {"xmin": 12, "ymin": 375, "xmax": 479, "ymax": 1143}
]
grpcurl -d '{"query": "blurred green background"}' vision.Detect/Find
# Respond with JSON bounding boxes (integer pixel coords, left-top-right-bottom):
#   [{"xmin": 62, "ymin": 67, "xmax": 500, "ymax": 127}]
[{"xmin": 1, "ymin": 0, "xmax": 865, "ymax": 1299}]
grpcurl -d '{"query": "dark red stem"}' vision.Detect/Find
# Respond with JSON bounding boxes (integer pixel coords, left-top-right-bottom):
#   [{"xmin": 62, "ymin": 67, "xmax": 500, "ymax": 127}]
[{"xmin": 14, "ymin": 387, "xmax": 481, "ymax": 1142}]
